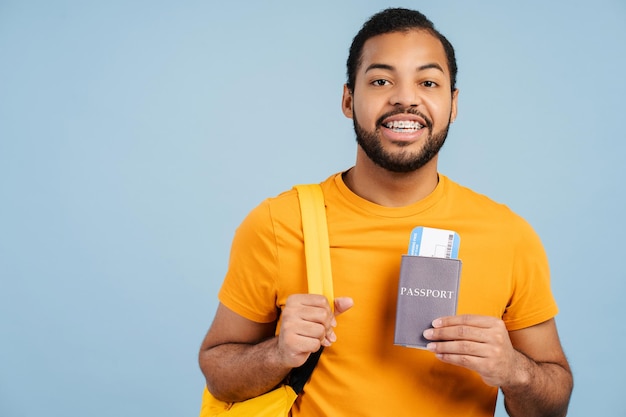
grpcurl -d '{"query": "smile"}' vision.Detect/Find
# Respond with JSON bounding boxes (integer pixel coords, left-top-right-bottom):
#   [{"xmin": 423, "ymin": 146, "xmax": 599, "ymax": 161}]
[{"xmin": 382, "ymin": 120, "xmax": 424, "ymax": 132}]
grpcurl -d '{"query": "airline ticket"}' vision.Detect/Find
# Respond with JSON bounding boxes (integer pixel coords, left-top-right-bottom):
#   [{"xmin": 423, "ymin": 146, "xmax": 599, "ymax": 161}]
[{"xmin": 408, "ymin": 226, "xmax": 460, "ymax": 259}]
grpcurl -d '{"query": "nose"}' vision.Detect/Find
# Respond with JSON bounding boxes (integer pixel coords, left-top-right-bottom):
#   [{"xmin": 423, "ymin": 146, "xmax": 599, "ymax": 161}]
[{"xmin": 389, "ymin": 82, "xmax": 419, "ymax": 107}]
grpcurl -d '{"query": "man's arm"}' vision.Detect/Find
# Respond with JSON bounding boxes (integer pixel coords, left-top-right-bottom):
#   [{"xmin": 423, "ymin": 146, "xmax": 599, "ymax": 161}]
[
  {"xmin": 423, "ymin": 316, "xmax": 572, "ymax": 417},
  {"xmin": 502, "ymin": 319, "xmax": 573, "ymax": 417},
  {"xmin": 198, "ymin": 295, "xmax": 353, "ymax": 403}
]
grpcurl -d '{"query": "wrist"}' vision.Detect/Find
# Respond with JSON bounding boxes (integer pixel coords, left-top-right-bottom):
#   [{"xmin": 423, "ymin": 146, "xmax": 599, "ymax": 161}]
[
  {"xmin": 501, "ymin": 350, "xmax": 534, "ymax": 393},
  {"xmin": 269, "ymin": 336, "xmax": 298, "ymax": 371}
]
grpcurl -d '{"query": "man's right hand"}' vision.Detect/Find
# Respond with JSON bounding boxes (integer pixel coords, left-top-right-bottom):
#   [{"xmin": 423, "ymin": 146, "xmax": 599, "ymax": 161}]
[
  {"xmin": 199, "ymin": 296, "xmax": 353, "ymax": 402},
  {"xmin": 278, "ymin": 295, "xmax": 354, "ymax": 368}
]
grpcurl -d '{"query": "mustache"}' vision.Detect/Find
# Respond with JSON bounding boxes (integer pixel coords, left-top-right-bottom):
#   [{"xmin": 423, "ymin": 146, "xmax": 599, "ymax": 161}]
[{"xmin": 375, "ymin": 108, "xmax": 433, "ymax": 129}]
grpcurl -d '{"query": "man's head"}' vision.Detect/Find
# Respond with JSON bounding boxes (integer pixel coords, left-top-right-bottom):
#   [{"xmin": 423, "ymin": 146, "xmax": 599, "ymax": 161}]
[
  {"xmin": 346, "ymin": 8, "xmax": 457, "ymax": 94},
  {"xmin": 342, "ymin": 8, "xmax": 459, "ymax": 174}
]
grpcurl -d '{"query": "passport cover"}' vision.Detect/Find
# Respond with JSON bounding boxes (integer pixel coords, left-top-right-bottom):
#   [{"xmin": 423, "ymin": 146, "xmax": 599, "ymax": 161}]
[{"xmin": 394, "ymin": 255, "xmax": 462, "ymax": 349}]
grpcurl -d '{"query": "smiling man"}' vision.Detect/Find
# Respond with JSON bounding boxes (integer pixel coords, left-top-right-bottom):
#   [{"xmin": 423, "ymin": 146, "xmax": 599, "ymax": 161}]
[
  {"xmin": 198, "ymin": 8, "xmax": 573, "ymax": 417},
  {"xmin": 342, "ymin": 28, "xmax": 458, "ymax": 207}
]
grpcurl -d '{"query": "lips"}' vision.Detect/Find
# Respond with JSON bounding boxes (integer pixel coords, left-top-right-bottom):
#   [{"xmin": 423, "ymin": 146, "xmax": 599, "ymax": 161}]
[{"xmin": 378, "ymin": 111, "xmax": 430, "ymax": 133}]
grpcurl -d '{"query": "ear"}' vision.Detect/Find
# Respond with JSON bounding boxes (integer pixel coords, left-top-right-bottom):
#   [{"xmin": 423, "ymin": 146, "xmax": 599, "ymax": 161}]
[
  {"xmin": 450, "ymin": 88, "xmax": 459, "ymax": 123},
  {"xmin": 341, "ymin": 84, "xmax": 354, "ymax": 119}
]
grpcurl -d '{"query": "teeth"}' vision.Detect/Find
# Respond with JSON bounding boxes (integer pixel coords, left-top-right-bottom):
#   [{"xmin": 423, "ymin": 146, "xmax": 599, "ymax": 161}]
[{"xmin": 385, "ymin": 120, "xmax": 423, "ymax": 131}]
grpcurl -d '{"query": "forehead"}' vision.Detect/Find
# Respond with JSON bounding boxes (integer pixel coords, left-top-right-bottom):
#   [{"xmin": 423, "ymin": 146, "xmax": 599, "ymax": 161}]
[{"xmin": 358, "ymin": 29, "xmax": 449, "ymax": 75}]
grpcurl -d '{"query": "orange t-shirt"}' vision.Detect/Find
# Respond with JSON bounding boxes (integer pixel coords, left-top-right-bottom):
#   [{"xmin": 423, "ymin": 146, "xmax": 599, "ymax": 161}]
[{"xmin": 218, "ymin": 173, "xmax": 558, "ymax": 417}]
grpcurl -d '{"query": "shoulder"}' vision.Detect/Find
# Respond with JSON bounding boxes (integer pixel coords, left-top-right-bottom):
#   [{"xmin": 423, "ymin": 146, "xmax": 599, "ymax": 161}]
[
  {"xmin": 239, "ymin": 174, "xmax": 339, "ymax": 240},
  {"xmin": 443, "ymin": 176, "xmax": 534, "ymax": 228},
  {"xmin": 442, "ymin": 176, "xmax": 511, "ymax": 215},
  {"xmin": 441, "ymin": 176, "xmax": 543, "ymax": 251}
]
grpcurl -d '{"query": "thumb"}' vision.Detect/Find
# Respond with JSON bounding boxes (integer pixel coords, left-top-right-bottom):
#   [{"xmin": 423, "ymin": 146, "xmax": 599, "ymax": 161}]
[{"xmin": 334, "ymin": 297, "xmax": 354, "ymax": 315}]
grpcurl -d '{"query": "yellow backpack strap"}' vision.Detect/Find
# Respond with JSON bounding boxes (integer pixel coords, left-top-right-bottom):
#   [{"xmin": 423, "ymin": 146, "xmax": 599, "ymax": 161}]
[{"xmin": 294, "ymin": 184, "xmax": 334, "ymax": 311}]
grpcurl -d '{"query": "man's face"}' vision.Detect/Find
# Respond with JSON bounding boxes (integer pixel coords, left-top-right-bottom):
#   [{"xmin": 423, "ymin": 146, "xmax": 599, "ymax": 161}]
[{"xmin": 342, "ymin": 30, "xmax": 459, "ymax": 173}]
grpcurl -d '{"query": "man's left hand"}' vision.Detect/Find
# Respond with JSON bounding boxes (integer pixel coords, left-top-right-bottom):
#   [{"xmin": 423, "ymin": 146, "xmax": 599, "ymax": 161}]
[{"xmin": 423, "ymin": 314, "xmax": 522, "ymax": 387}]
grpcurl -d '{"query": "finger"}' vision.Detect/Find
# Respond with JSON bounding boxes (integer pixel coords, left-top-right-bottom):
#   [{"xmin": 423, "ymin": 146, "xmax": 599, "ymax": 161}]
[
  {"xmin": 282, "ymin": 313, "xmax": 327, "ymax": 338},
  {"xmin": 299, "ymin": 307, "xmax": 333, "ymax": 326},
  {"xmin": 322, "ymin": 328, "xmax": 338, "ymax": 347},
  {"xmin": 433, "ymin": 314, "xmax": 499, "ymax": 329},
  {"xmin": 287, "ymin": 293, "xmax": 331, "ymax": 309},
  {"xmin": 424, "ymin": 324, "xmax": 491, "ymax": 343},
  {"xmin": 427, "ymin": 345, "xmax": 503, "ymax": 388},
  {"xmin": 431, "ymin": 350, "xmax": 486, "ymax": 376},
  {"xmin": 281, "ymin": 334, "xmax": 324, "ymax": 364},
  {"xmin": 426, "ymin": 339, "xmax": 491, "ymax": 358},
  {"xmin": 321, "ymin": 297, "xmax": 354, "ymax": 346},
  {"xmin": 282, "ymin": 320, "xmax": 327, "ymax": 352},
  {"xmin": 285, "ymin": 298, "xmax": 333, "ymax": 325},
  {"xmin": 334, "ymin": 297, "xmax": 354, "ymax": 315}
]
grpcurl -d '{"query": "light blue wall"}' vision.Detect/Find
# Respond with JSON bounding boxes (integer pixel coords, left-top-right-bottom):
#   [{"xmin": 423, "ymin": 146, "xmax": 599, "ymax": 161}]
[{"xmin": 1, "ymin": 1, "xmax": 624, "ymax": 416}]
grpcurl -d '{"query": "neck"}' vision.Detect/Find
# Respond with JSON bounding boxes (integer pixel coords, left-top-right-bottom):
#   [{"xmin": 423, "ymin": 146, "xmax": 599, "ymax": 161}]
[{"xmin": 343, "ymin": 149, "xmax": 439, "ymax": 207}]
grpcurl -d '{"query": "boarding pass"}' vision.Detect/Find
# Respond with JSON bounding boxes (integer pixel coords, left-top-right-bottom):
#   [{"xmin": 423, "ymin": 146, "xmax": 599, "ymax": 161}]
[{"xmin": 408, "ymin": 226, "xmax": 460, "ymax": 259}]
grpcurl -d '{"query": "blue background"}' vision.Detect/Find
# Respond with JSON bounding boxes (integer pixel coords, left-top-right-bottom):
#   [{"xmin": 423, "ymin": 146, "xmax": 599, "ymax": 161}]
[{"xmin": 1, "ymin": 1, "xmax": 625, "ymax": 416}]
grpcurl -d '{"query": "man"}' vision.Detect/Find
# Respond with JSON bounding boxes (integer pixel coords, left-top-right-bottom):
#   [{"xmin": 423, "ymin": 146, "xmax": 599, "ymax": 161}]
[{"xmin": 199, "ymin": 8, "xmax": 573, "ymax": 417}]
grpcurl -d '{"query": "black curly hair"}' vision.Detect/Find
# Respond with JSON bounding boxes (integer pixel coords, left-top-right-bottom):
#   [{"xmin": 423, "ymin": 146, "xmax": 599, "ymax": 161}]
[{"xmin": 346, "ymin": 8, "xmax": 457, "ymax": 93}]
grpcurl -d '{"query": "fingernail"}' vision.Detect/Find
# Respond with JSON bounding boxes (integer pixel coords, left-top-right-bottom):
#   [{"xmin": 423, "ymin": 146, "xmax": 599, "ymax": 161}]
[
  {"xmin": 423, "ymin": 329, "xmax": 433, "ymax": 339},
  {"xmin": 432, "ymin": 319, "xmax": 442, "ymax": 328},
  {"xmin": 426, "ymin": 342, "xmax": 436, "ymax": 351}
]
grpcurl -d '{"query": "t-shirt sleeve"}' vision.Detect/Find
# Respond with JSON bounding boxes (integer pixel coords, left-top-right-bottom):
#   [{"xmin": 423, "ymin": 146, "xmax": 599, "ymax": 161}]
[
  {"xmin": 218, "ymin": 199, "xmax": 280, "ymax": 324},
  {"xmin": 503, "ymin": 217, "xmax": 559, "ymax": 331}
]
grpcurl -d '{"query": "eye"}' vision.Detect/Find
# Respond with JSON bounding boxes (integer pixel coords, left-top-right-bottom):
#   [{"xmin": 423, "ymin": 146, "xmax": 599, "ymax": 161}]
[
  {"xmin": 422, "ymin": 80, "xmax": 438, "ymax": 88},
  {"xmin": 371, "ymin": 79, "xmax": 391, "ymax": 87}
]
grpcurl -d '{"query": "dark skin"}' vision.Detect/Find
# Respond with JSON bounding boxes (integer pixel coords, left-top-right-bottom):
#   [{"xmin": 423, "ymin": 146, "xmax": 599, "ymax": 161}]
[
  {"xmin": 199, "ymin": 295, "xmax": 353, "ymax": 402},
  {"xmin": 199, "ymin": 29, "xmax": 573, "ymax": 416},
  {"xmin": 423, "ymin": 315, "xmax": 572, "ymax": 417}
]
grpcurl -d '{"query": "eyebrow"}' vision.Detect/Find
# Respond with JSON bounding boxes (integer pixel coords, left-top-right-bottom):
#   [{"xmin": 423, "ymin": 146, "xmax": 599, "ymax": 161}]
[{"xmin": 365, "ymin": 62, "xmax": 445, "ymax": 74}]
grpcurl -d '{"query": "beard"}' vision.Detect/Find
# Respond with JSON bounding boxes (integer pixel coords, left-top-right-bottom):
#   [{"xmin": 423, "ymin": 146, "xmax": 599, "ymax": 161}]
[{"xmin": 353, "ymin": 108, "xmax": 451, "ymax": 173}]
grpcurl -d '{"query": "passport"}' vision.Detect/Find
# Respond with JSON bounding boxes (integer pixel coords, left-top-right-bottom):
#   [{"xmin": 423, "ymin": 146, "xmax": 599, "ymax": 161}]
[{"xmin": 394, "ymin": 255, "xmax": 462, "ymax": 349}]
